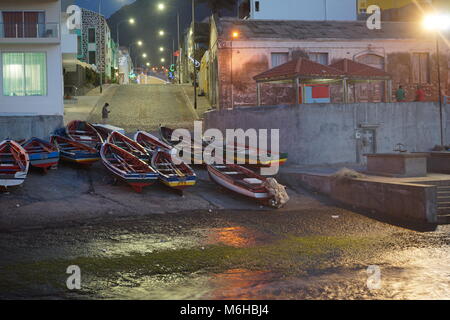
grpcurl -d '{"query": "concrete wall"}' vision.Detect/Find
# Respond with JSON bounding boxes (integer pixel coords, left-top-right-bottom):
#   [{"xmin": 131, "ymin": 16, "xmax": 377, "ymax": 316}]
[
  {"xmin": 248, "ymin": 0, "xmax": 357, "ymax": 21},
  {"xmin": 290, "ymin": 172, "xmax": 437, "ymax": 224},
  {"xmin": 0, "ymin": 115, "xmax": 63, "ymax": 140},
  {"xmin": 204, "ymin": 102, "xmax": 450, "ymax": 166}
]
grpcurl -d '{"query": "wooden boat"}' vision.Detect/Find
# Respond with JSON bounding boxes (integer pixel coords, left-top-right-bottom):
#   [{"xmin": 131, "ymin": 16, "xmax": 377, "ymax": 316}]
[
  {"xmin": 50, "ymin": 135, "xmax": 100, "ymax": 165},
  {"xmin": 101, "ymin": 143, "xmax": 158, "ymax": 193},
  {"xmin": 134, "ymin": 130, "xmax": 172, "ymax": 153},
  {"xmin": 159, "ymin": 126, "xmax": 205, "ymax": 164},
  {"xmin": 0, "ymin": 140, "xmax": 29, "ymax": 188},
  {"xmin": 160, "ymin": 126, "xmax": 288, "ymax": 166},
  {"xmin": 151, "ymin": 149, "xmax": 196, "ymax": 190},
  {"xmin": 207, "ymin": 164, "xmax": 273, "ymax": 202},
  {"xmin": 21, "ymin": 137, "xmax": 59, "ymax": 172},
  {"xmin": 107, "ymin": 131, "xmax": 150, "ymax": 163},
  {"xmin": 66, "ymin": 120, "xmax": 103, "ymax": 149},
  {"xmin": 91, "ymin": 124, "xmax": 126, "ymax": 142}
]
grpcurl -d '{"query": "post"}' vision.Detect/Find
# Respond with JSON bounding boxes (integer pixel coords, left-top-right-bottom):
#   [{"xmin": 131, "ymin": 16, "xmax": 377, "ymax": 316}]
[
  {"xmin": 230, "ymin": 41, "xmax": 234, "ymax": 109},
  {"xmin": 98, "ymin": 0, "xmax": 103, "ymax": 94},
  {"xmin": 436, "ymin": 35, "xmax": 444, "ymax": 146},
  {"xmin": 295, "ymin": 77, "xmax": 300, "ymax": 105},
  {"xmin": 177, "ymin": 12, "xmax": 181, "ymax": 84},
  {"xmin": 192, "ymin": 0, "xmax": 197, "ymax": 109},
  {"xmin": 343, "ymin": 79, "xmax": 348, "ymax": 103},
  {"xmin": 257, "ymin": 82, "xmax": 261, "ymax": 106},
  {"xmin": 387, "ymin": 79, "xmax": 392, "ymax": 103}
]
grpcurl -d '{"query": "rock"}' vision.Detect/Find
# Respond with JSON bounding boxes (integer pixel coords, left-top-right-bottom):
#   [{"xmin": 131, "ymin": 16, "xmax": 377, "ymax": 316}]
[
  {"xmin": 16, "ymin": 204, "xmax": 20, "ymax": 208},
  {"xmin": 263, "ymin": 178, "xmax": 290, "ymax": 208},
  {"xmin": 332, "ymin": 215, "xmax": 340, "ymax": 219}
]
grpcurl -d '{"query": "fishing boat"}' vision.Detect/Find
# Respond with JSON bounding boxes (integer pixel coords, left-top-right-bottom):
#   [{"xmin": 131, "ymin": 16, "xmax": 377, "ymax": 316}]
[
  {"xmin": 66, "ymin": 120, "xmax": 103, "ymax": 149},
  {"xmin": 0, "ymin": 140, "xmax": 29, "ymax": 188},
  {"xmin": 50, "ymin": 135, "xmax": 100, "ymax": 165},
  {"xmin": 107, "ymin": 131, "xmax": 150, "ymax": 163},
  {"xmin": 151, "ymin": 149, "xmax": 196, "ymax": 190},
  {"xmin": 134, "ymin": 130, "xmax": 172, "ymax": 153},
  {"xmin": 159, "ymin": 126, "xmax": 205, "ymax": 164},
  {"xmin": 91, "ymin": 124, "xmax": 126, "ymax": 142},
  {"xmin": 101, "ymin": 143, "xmax": 158, "ymax": 193},
  {"xmin": 160, "ymin": 126, "xmax": 288, "ymax": 167},
  {"xmin": 21, "ymin": 137, "xmax": 59, "ymax": 172},
  {"xmin": 207, "ymin": 164, "xmax": 274, "ymax": 202}
]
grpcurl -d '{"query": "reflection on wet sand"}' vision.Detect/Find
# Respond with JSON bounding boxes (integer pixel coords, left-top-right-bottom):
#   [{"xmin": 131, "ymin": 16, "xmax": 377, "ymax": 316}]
[
  {"xmin": 208, "ymin": 269, "xmax": 277, "ymax": 300},
  {"xmin": 206, "ymin": 226, "xmax": 264, "ymax": 248}
]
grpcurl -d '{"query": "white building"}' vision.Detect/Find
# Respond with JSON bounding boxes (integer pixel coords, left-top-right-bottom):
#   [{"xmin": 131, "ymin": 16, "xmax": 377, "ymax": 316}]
[
  {"xmin": 238, "ymin": 0, "xmax": 357, "ymax": 21},
  {"xmin": 118, "ymin": 47, "xmax": 133, "ymax": 85},
  {"xmin": 0, "ymin": 0, "xmax": 64, "ymax": 139}
]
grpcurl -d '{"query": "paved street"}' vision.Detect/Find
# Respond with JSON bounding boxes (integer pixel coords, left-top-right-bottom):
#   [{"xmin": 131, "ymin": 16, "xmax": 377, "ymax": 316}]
[{"xmin": 87, "ymin": 84, "xmax": 198, "ymax": 132}]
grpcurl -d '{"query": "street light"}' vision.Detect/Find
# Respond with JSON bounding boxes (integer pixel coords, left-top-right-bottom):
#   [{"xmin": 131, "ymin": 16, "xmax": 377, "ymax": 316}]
[
  {"xmin": 159, "ymin": 30, "xmax": 165, "ymax": 36},
  {"xmin": 161, "ymin": 58, "xmax": 165, "ymax": 62},
  {"xmin": 142, "ymin": 53, "xmax": 147, "ymax": 58},
  {"xmin": 159, "ymin": 47, "xmax": 164, "ymax": 52},
  {"xmin": 157, "ymin": 3, "xmax": 165, "ymax": 11},
  {"xmin": 116, "ymin": 18, "xmax": 135, "ymax": 47},
  {"xmin": 423, "ymin": 13, "xmax": 450, "ymax": 146}
]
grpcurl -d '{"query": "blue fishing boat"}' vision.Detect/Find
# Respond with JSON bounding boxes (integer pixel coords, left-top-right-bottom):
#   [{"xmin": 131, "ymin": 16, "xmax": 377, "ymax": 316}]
[
  {"xmin": 50, "ymin": 135, "xmax": 100, "ymax": 165},
  {"xmin": 21, "ymin": 137, "xmax": 59, "ymax": 172}
]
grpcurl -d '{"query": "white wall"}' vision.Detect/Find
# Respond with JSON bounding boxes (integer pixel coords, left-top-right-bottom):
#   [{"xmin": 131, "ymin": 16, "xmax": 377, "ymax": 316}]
[
  {"xmin": 250, "ymin": 0, "xmax": 357, "ymax": 21},
  {"xmin": 0, "ymin": 1, "xmax": 63, "ymax": 116}
]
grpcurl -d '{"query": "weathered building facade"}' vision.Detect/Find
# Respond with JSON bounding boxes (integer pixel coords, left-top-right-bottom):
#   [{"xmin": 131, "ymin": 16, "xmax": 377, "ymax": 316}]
[{"xmin": 207, "ymin": 17, "xmax": 449, "ymax": 109}]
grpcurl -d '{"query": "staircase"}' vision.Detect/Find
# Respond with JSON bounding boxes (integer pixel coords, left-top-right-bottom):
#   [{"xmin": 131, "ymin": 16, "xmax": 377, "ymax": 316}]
[{"xmin": 435, "ymin": 183, "xmax": 450, "ymax": 224}]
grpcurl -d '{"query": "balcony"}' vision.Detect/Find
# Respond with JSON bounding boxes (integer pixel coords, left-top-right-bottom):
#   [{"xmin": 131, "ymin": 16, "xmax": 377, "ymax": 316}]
[{"xmin": 0, "ymin": 23, "xmax": 60, "ymax": 44}]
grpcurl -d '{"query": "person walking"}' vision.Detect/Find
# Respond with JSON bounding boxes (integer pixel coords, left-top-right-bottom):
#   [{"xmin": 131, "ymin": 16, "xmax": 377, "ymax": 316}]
[
  {"xmin": 396, "ymin": 85, "xmax": 406, "ymax": 102},
  {"xmin": 102, "ymin": 103, "xmax": 110, "ymax": 124},
  {"xmin": 415, "ymin": 85, "xmax": 425, "ymax": 102}
]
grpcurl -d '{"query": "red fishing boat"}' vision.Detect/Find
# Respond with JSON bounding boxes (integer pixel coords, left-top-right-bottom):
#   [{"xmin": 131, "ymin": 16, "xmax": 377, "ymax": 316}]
[
  {"xmin": 0, "ymin": 140, "xmax": 29, "ymax": 188},
  {"xmin": 66, "ymin": 120, "xmax": 103, "ymax": 149}
]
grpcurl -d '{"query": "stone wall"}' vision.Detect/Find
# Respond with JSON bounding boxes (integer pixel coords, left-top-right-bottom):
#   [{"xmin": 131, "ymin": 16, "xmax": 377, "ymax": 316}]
[
  {"xmin": 203, "ymin": 102, "xmax": 450, "ymax": 166},
  {"xmin": 0, "ymin": 116, "xmax": 64, "ymax": 141}
]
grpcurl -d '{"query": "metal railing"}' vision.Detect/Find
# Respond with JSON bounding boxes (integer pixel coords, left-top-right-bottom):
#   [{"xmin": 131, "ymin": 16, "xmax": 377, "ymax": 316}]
[{"xmin": 0, "ymin": 23, "xmax": 59, "ymax": 39}]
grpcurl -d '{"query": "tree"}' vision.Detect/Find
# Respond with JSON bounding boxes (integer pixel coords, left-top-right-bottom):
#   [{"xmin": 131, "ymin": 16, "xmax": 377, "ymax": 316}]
[{"xmin": 197, "ymin": 0, "xmax": 236, "ymax": 15}]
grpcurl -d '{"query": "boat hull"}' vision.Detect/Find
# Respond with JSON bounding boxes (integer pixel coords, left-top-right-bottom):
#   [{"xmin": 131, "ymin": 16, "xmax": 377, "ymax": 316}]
[
  {"xmin": 159, "ymin": 176, "xmax": 196, "ymax": 189},
  {"xmin": 207, "ymin": 167, "xmax": 270, "ymax": 200},
  {"xmin": 103, "ymin": 157, "xmax": 158, "ymax": 192},
  {"xmin": 28, "ymin": 152, "xmax": 60, "ymax": 169},
  {"xmin": 60, "ymin": 152, "xmax": 100, "ymax": 165},
  {"xmin": 0, "ymin": 171, "xmax": 27, "ymax": 187}
]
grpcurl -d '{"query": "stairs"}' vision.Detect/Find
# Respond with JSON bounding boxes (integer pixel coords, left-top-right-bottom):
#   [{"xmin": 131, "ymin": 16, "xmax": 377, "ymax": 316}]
[{"xmin": 436, "ymin": 184, "xmax": 450, "ymax": 224}]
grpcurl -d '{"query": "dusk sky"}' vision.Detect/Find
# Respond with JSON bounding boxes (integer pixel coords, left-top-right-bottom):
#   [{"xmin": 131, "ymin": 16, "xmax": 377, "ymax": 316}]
[{"xmin": 75, "ymin": 0, "xmax": 137, "ymax": 18}]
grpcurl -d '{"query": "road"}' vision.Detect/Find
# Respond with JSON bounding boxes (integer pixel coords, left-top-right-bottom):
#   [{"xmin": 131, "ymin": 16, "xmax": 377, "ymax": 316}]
[{"xmin": 87, "ymin": 84, "xmax": 197, "ymax": 132}]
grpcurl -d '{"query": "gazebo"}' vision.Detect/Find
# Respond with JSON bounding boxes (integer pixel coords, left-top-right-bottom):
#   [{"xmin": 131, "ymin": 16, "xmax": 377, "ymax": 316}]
[
  {"xmin": 253, "ymin": 58, "xmax": 392, "ymax": 105},
  {"xmin": 329, "ymin": 58, "xmax": 393, "ymax": 103}
]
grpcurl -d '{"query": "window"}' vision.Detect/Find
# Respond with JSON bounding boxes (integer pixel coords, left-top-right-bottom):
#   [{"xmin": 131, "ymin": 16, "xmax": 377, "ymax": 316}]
[
  {"xmin": 271, "ymin": 52, "xmax": 289, "ymax": 68},
  {"xmin": 88, "ymin": 28, "xmax": 96, "ymax": 43},
  {"xmin": 2, "ymin": 11, "xmax": 45, "ymax": 38},
  {"xmin": 88, "ymin": 51, "xmax": 96, "ymax": 65},
  {"xmin": 2, "ymin": 52, "xmax": 47, "ymax": 96},
  {"xmin": 309, "ymin": 53, "xmax": 329, "ymax": 65},
  {"xmin": 255, "ymin": 1, "xmax": 260, "ymax": 12},
  {"xmin": 77, "ymin": 35, "xmax": 82, "ymax": 56},
  {"xmin": 412, "ymin": 53, "xmax": 430, "ymax": 84}
]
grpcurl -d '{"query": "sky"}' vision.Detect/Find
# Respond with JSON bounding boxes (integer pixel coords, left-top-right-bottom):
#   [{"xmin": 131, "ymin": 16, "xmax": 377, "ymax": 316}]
[{"xmin": 75, "ymin": 0, "xmax": 137, "ymax": 18}]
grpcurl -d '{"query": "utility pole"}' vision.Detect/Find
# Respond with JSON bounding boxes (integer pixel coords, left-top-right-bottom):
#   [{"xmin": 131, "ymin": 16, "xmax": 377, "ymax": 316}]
[
  {"xmin": 98, "ymin": 0, "xmax": 103, "ymax": 94},
  {"xmin": 177, "ymin": 12, "xmax": 181, "ymax": 84},
  {"xmin": 192, "ymin": 0, "xmax": 197, "ymax": 109},
  {"xmin": 436, "ymin": 35, "xmax": 444, "ymax": 146}
]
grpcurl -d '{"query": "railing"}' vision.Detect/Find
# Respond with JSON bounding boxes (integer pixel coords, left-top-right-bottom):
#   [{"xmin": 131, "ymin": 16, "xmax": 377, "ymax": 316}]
[{"xmin": 0, "ymin": 23, "xmax": 59, "ymax": 39}]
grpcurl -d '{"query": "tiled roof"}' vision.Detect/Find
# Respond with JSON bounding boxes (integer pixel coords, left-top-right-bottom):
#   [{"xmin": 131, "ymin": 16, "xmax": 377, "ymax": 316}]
[
  {"xmin": 217, "ymin": 18, "xmax": 428, "ymax": 41},
  {"xmin": 330, "ymin": 59, "xmax": 391, "ymax": 79},
  {"xmin": 253, "ymin": 58, "xmax": 346, "ymax": 81}
]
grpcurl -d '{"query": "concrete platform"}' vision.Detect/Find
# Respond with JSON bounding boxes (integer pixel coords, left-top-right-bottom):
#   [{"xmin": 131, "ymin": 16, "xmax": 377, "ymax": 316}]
[{"xmin": 279, "ymin": 165, "xmax": 450, "ymax": 225}]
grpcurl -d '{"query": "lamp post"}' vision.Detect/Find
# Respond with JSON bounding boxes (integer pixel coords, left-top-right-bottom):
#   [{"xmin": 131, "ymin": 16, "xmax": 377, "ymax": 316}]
[
  {"xmin": 192, "ymin": 0, "xmax": 197, "ymax": 109},
  {"xmin": 129, "ymin": 40, "xmax": 143, "ymax": 68},
  {"xmin": 98, "ymin": 0, "xmax": 103, "ymax": 93},
  {"xmin": 424, "ymin": 14, "xmax": 450, "ymax": 146},
  {"xmin": 116, "ymin": 18, "xmax": 135, "ymax": 47}
]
